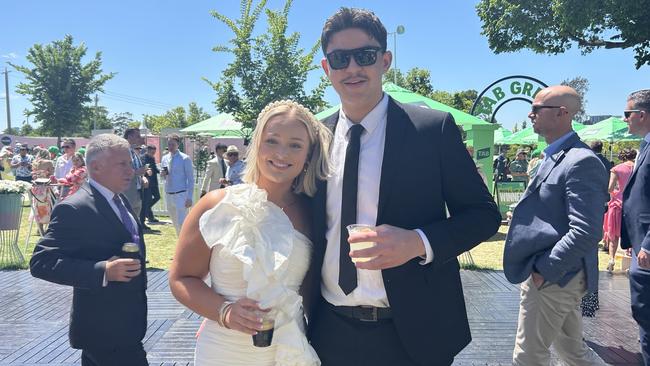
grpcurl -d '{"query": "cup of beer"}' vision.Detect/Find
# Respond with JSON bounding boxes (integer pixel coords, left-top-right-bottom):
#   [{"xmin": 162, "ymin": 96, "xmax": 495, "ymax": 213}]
[
  {"xmin": 346, "ymin": 224, "xmax": 377, "ymax": 263},
  {"xmin": 252, "ymin": 310, "xmax": 275, "ymax": 347},
  {"xmin": 121, "ymin": 242, "xmax": 140, "ymax": 259}
]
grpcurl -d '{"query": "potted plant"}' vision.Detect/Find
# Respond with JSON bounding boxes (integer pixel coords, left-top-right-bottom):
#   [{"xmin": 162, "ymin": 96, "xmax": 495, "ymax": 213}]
[{"xmin": 0, "ymin": 180, "xmax": 31, "ymax": 230}]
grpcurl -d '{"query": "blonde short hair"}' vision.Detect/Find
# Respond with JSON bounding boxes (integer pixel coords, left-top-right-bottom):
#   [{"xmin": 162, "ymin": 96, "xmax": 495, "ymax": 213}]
[{"xmin": 243, "ymin": 100, "xmax": 332, "ymax": 197}]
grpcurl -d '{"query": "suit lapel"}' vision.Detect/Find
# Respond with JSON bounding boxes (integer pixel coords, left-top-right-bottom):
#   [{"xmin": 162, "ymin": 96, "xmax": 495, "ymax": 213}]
[
  {"xmin": 377, "ymin": 98, "xmax": 407, "ymax": 223},
  {"xmin": 313, "ymin": 112, "xmax": 340, "ymax": 259},
  {"xmin": 520, "ymin": 134, "xmax": 578, "ymax": 201}
]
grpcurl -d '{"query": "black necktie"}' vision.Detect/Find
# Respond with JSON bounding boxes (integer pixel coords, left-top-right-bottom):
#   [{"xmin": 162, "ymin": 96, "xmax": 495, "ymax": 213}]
[{"xmin": 339, "ymin": 124, "xmax": 364, "ymax": 295}]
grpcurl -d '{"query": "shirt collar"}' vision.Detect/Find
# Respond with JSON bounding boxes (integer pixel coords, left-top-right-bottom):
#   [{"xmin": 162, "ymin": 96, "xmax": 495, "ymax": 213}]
[
  {"xmin": 89, "ymin": 178, "xmax": 119, "ymax": 201},
  {"xmin": 544, "ymin": 131, "xmax": 576, "ymax": 159},
  {"xmin": 339, "ymin": 93, "xmax": 388, "ymax": 138}
]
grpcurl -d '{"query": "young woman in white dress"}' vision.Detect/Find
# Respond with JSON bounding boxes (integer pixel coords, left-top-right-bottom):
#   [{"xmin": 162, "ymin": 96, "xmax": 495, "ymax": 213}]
[{"xmin": 169, "ymin": 100, "xmax": 331, "ymax": 366}]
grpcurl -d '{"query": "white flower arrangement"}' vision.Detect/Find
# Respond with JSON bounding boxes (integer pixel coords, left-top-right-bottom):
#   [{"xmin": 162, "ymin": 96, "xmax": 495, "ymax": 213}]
[{"xmin": 0, "ymin": 180, "xmax": 32, "ymax": 194}]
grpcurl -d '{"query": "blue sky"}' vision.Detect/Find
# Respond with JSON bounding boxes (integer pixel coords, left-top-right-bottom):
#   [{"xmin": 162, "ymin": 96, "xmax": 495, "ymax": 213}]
[{"xmin": 1, "ymin": 0, "xmax": 648, "ymax": 132}]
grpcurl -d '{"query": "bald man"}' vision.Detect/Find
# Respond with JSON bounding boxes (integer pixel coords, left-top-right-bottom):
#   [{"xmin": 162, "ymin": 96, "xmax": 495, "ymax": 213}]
[{"xmin": 504, "ymin": 85, "xmax": 609, "ymax": 365}]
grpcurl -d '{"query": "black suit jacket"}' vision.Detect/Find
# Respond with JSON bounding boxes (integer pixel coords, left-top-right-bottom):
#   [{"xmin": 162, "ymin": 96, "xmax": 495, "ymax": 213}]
[
  {"xmin": 306, "ymin": 98, "xmax": 501, "ymax": 364},
  {"xmin": 142, "ymin": 154, "xmax": 159, "ymax": 188},
  {"xmin": 30, "ymin": 183, "xmax": 148, "ymax": 350},
  {"xmin": 622, "ymin": 144, "xmax": 650, "ymax": 254}
]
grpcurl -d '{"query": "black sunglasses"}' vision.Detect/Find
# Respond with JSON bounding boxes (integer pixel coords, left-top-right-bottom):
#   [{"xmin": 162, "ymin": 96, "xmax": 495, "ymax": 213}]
[
  {"xmin": 624, "ymin": 109, "xmax": 643, "ymax": 118},
  {"xmin": 326, "ymin": 46, "xmax": 382, "ymax": 70},
  {"xmin": 62, "ymin": 145, "xmax": 71, "ymax": 149},
  {"xmin": 531, "ymin": 105, "xmax": 563, "ymax": 114}
]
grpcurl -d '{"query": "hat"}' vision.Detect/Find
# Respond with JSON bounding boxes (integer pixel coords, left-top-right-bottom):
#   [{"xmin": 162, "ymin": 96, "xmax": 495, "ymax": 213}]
[
  {"xmin": 531, "ymin": 148, "xmax": 542, "ymax": 158},
  {"xmin": 48, "ymin": 146, "xmax": 59, "ymax": 154},
  {"xmin": 226, "ymin": 145, "xmax": 239, "ymax": 154},
  {"xmin": 516, "ymin": 149, "xmax": 527, "ymax": 155},
  {"xmin": 77, "ymin": 147, "xmax": 86, "ymax": 156}
]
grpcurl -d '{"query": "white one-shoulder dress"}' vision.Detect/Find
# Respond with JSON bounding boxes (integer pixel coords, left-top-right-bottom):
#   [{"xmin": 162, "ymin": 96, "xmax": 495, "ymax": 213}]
[{"xmin": 194, "ymin": 184, "xmax": 320, "ymax": 366}]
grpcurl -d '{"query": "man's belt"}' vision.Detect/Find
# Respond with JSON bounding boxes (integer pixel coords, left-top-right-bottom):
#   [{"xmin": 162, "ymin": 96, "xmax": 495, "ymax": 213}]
[
  {"xmin": 167, "ymin": 190, "xmax": 186, "ymax": 195},
  {"xmin": 327, "ymin": 302, "xmax": 392, "ymax": 322}
]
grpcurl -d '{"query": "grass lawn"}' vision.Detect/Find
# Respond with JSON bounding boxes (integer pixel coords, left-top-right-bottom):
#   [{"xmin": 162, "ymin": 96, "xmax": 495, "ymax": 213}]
[{"xmin": 3, "ymin": 197, "xmax": 622, "ymax": 272}]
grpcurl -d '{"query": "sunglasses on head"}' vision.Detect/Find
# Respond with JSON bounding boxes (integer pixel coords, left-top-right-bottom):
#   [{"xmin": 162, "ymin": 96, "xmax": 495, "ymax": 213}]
[
  {"xmin": 227, "ymin": 152, "xmax": 238, "ymax": 156},
  {"xmin": 624, "ymin": 109, "xmax": 643, "ymax": 118},
  {"xmin": 326, "ymin": 46, "xmax": 382, "ymax": 70},
  {"xmin": 531, "ymin": 105, "xmax": 563, "ymax": 114},
  {"xmin": 62, "ymin": 145, "xmax": 72, "ymax": 149}
]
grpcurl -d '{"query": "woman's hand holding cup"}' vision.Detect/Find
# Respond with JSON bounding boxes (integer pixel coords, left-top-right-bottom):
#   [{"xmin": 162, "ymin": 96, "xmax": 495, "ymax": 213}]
[{"xmin": 223, "ymin": 297, "xmax": 268, "ymax": 336}]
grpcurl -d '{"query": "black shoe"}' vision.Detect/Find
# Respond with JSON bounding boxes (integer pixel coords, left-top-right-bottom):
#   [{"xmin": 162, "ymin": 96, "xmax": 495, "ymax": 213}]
[
  {"xmin": 148, "ymin": 218, "xmax": 160, "ymax": 223},
  {"xmin": 142, "ymin": 224, "xmax": 152, "ymax": 231}
]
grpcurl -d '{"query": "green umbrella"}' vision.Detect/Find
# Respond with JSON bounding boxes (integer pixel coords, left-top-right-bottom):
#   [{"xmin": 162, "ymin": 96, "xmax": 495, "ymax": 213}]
[
  {"xmin": 493, "ymin": 127, "xmax": 512, "ymax": 144},
  {"xmin": 577, "ymin": 117, "xmax": 640, "ymax": 142},
  {"xmin": 315, "ymin": 82, "xmax": 493, "ymax": 129},
  {"xmin": 180, "ymin": 113, "xmax": 247, "ymax": 137}
]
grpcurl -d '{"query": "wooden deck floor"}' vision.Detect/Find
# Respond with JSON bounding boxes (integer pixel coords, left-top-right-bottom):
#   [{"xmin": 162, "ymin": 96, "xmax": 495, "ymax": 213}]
[{"xmin": 0, "ymin": 270, "xmax": 642, "ymax": 365}]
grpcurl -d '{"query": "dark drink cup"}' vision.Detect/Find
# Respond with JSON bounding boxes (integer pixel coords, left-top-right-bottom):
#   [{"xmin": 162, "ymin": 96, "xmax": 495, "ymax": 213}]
[
  {"xmin": 121, "ymin": 242, "xmax": 140, "ymax": 259},
  {"xmin": 252, "ymin": 318, "xmax": 274, "ymax": 347}
]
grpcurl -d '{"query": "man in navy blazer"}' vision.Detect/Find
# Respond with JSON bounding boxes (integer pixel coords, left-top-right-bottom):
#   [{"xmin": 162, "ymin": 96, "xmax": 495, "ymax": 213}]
[
  {"xmin": 504, "ymin": 86, "xmax": 609, "ymax": 365},
  {"xmin": 30, "ymin": 134, "xmax": 148, "ymax": 366},
  {"xmin": 305, "ymin": 8, "xmax": 501, "ymax": 366},
  {"xmin": 621, "ymin": 89, "xmax": 650, "ymax": 365}
]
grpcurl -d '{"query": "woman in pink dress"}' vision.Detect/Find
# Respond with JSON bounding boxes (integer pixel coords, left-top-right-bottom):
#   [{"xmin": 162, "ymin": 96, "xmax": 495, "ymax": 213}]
[
  {"xmin": 603, "ymin": 148, "xmax": 637, "ymax": 272},
  {"xmin": 58, "ymin": 152, "xmax": 87, "ymax": 200}
]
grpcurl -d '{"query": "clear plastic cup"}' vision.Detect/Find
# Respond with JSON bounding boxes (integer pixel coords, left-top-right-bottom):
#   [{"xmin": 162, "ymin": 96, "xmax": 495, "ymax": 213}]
[{"xmin": 346, "ymin": 224, "xmax": 377, "ymax": 263}]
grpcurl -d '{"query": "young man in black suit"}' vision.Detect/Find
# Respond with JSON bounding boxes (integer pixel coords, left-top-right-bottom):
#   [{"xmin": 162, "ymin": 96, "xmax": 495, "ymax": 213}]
[
  {"xmin": 306, "ymin": 7, "xmax": 501, "ymax": 366},
  {"xmin": 30, "ymin": 134, "xmax": 148, "ymax": 366},
  {"xmin": 621, "ymin": 89, "xmax": 650, "ymax": 365},
  {"xmin": 141, "ymin": 144, "xmax": 160, "ymax": 225}
]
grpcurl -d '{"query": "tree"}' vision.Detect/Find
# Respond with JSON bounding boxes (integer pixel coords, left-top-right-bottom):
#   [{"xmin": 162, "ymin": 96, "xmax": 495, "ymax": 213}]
[
  {"xmin": 383, "ymin": 69, "xmax": 405, "ymax": 87},
  {"xmin": 80, "ymin": 105, "xmax": 113, "ymax": 136},
  {"xmin": 560, "ymin": 76, "xmax": 589, "ymax": 122},
  {"xmin": 521, "ymin": 120, "xmax": 527, "ymax": 129},
  {"xmin": 111, "ymin": 112, "xmax": 137, "ymax": 136},
  {"xmin": 206, "ymin": 0, "xmax": 328, "ymax": 133},
  {"xmin": 476, "ymin": 0, "xmax": 650, "ymax": 69},
  {"xmin": 512, "ymin": 122, "xmax": 519, "ymax": 133},
  {"xmin": 10, "ymin": 35, "xmax": 114, "ymax": 144},
  {"xmin": 187, "ymin": 102, "xmax": 211, "ymax": 125},
  {"xmin": 404, "ymin": 68, "xmax": 434, "ymax": 96},
  {"xmin": 19, "ymin": 123, "xmax": 35, "ymax": 136}
]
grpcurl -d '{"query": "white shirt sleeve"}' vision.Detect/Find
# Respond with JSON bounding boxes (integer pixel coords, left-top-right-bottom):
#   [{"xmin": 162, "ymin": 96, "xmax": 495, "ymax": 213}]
[{"xmin": 415, "ymin": 229, "xmax": 434, "ymax": 265}]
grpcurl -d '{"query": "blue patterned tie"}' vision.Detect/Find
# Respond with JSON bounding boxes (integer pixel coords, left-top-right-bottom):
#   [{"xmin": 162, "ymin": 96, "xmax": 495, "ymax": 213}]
[{"xmin": 112, "ymin": 194, "xmax": 141, "ymax": 252}]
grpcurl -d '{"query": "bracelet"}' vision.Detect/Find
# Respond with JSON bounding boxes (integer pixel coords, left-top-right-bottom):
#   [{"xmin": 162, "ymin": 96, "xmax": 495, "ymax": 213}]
[{"xmin": 218, "ymin": 301, "xmax": 234, "ymax": 328}]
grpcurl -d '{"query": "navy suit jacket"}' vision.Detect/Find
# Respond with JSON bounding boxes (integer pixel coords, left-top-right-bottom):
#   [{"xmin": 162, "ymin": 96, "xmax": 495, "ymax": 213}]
[
  {"xmin": 504, "ymin": 133, "xmax": 608, "ymax": 293},
  {"xmin": 622, "ymin": 143, "xmax": 650, "ymax": 254},
  {"xmin": 306, "ymin": 97, "xmax": 501, "ymax": 364},
  {"xmin": 30, "ymin": 183, "xmax": 148, "ymax": 350}
]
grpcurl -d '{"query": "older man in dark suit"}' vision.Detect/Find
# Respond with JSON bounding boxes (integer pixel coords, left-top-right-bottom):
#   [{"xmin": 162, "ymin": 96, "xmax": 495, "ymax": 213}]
[
  {"xmin": 306, "ymin": 8, "xmax": 501, "ymax": 366},
  {"xmin": 621, "ymin": 89, "xmax": 650, "ymax": 365},
  {"xmin": 504, "ymin": 86, "xmax": 609, "ymax": 365},
  {"xmin": 30, "ymin": 133, "xmax": 148, "ymax": 366}
]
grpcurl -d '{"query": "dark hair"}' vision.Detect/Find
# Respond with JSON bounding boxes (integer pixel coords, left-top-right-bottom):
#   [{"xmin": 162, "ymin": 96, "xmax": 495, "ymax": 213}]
[
  {"xmin": 590, "ymin": 140, "xmax": 604, "ymax": 153},
  {"xmin": 123, "ymin": 128, "xmax": 140, "ymax": 140},
  {"xmin": 215, "ymin": 143, "xmax": 227, "ymax": 152},
  {"xmin": 167, "ymin": 133, "xmax": 182, "ymax": 144},
  {"xmin": 63, "ymin": 138, "xmax": 76, "ymax": 147},
  {"xmin": 618, "ymin": 148, "xmax": 637, "ymax": 162},
  {"xmin": 321, "ymin": 7, "xmax": 387, "ymax": 55},
  {"xmin": 146, "ymin": 144, "xmax": 156, "ymax": 150},
  {"xmin": 628, "ymin": 89, "xmax": 650, "ymax": 111}
]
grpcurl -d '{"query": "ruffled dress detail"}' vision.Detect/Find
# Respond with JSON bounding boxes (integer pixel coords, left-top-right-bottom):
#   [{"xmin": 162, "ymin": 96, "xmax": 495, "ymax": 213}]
[{"xmin": 196, "ymin": 184, "xmax": 319, "ymax": 366}]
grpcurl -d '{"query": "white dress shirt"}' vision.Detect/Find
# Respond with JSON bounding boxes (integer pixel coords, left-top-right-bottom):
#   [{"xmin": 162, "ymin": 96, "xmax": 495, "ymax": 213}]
[
  {"xmin": 322, "ymin": 94, "xmax": 433, "ymax": 307},
  {"xmin": 54, "ymin": 154, "xmax": 74, "ymax": 179}
]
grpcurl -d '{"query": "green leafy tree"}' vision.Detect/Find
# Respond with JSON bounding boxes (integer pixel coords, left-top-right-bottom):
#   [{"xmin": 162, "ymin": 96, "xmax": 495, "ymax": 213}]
[
  {"xmin": 3, "ymin": 127, "xmax": 20, "ymax": 135},
  {"xmin": 10, "ymin": 35, "xmax": 114, "ymax": 144},
  {"xmin": 187, "ymin": 102, "xmax": 211, "ymax": 125},
  {"xmin": 111, "ymin": 112, "xmax": 137, "ymax": 136},
  {"xmin": 404, "ymin": 67, "xmax": 434, "ymax": 96},
  {"xmin": 206, "ymin": 0, "xmax": 328, "ymax": 134},
  {"xmin": 383, "ymin": 69, "xmax": 405, "ymax": 87},
  {"xmin": 80, "ymin": 105, "xmax": 113, "ymax": 136},
  {"xmin": 429, "ymin": 90, "xmax": 455, "ymax": 106},
  {"xmin": 451, "ymin": 89, "xmax": 479, "ymax": 113},
  {"xmin": 561, "ymin": 76, "xmax": 589, "ymax": 122},
  {"xmin": 476, "ymin": 0, "xmax": 650, "ymax": 69},
  {"xmin": 521, "ymin": 120, "xmax": 527, "ymax": 129},
  {"xmin": 19, "ymin": 123, "xmax": 35, "ymax": 136}
]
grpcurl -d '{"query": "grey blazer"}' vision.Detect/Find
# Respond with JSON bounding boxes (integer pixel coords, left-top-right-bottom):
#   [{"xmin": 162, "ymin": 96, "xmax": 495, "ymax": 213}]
[{"xmin": 503, "ymin": 133, "xmax": 608, "ymax": 293}]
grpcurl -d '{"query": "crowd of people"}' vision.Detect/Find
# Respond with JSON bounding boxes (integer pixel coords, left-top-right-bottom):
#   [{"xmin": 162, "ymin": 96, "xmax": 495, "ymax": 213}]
[{"xmin": 5, "ymin": 6, "xmax": 647, "ymax": 366}]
